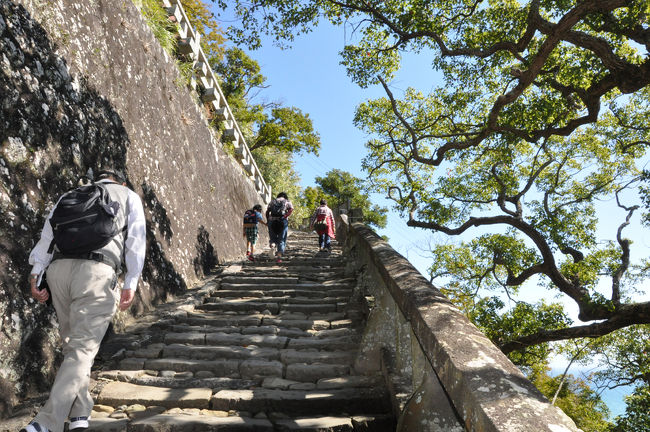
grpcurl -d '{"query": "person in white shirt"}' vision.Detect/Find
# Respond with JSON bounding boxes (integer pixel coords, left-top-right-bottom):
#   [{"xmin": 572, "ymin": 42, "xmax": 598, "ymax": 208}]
[{"xmin": 23, "ymin": 168, "xmax": 146, "ymax": 432}]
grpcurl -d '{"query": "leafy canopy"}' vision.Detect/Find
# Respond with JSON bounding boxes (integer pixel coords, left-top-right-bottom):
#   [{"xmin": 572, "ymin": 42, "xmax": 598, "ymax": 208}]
[
  {"xmin": 313, "ymin": 169, "xmax": 388, "ymax": 229},
  {"xmin": 214, "ymin": 47, "xmax": 321, "ymax": 156},
  {"xmin": 217, "ymin": 0, "xmax": 650, "ymax": 355}
]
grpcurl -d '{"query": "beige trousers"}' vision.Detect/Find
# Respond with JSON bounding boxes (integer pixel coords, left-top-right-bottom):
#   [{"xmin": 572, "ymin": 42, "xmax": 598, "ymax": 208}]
[{"xmin": 35, "ymin": 259, "xmax": 118, "ymax": 432}]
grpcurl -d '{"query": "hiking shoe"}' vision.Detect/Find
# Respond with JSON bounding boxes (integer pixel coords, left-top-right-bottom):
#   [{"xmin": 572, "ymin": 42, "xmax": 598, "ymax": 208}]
[
  {"xmin": 69, "ymin": 416, "xmax": 89, "ymax": 430},
  {"xmin": 21, "ymin": 421, "xmax": 49, "ymax": 432}
]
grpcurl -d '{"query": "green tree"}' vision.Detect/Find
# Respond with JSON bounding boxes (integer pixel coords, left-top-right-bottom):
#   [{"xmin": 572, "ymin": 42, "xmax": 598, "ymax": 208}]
[
  {"xmin": 591, "ymin": 325, "xmax": 650, "ymax": 391},
  {"xmin": 180, "ymin": 0, "xmax": 226, "ymax": 62},
  {"xmin": 529, "ymin": 369, "xmax": 611, "ymax": 432},
  {"xmin": 583, "ymin": 325, "xmax": 650, "ymax": 432},
  {"xmin": 314, "ymin": 169, "xmax": 388, "ymax": 229},
  {"xmin": 465, "ymin": 296, "xmax": 571, "ymax": 369},
  {"xmin": 611, "ymin": 385, "xmax": 650, "ymax": 432},
  {"xmin": 214, "ymin": 47, "xmax": 321, "ymax": 156},
  {"xmin": 250, "ymin": 147, "xmax": 310, "ymax": 226},
  {"xmin": 218, "ymin": 0, "xmax": 650, "ymax": 352}
]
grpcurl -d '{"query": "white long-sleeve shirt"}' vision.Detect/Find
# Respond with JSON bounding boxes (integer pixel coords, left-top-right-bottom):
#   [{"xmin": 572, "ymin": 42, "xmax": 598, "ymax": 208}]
[{"xmin": 29, "ymin": 180, "xmax": 147, "ymax": 291}]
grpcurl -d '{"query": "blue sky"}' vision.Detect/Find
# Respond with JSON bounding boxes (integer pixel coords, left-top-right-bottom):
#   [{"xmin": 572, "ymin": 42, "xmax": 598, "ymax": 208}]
[{"xmin": 212, "ymin": 11, "xmax": 649, "ymax": 418}]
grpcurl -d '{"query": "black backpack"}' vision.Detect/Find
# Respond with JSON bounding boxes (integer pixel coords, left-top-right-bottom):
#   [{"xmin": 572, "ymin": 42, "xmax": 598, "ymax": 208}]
[
  {"xmin": 243, "ymin": 209, "xmax": 257, "ymax": 224},
  {"xmin": 49, "ymin": 183, "xmax": 125, "ymax": 255},
  {"xmin": 268, "ymin": 199, "xmax": 285, "ymax": 218}
]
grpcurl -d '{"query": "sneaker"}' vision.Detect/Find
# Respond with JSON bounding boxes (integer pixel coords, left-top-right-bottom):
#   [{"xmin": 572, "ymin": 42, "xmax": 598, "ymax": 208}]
[
  {"xmin": 21, "ymin": 421, "xmax": 49, "ymax": 432},
  {"xmin": 69, "ymin": 416, "xmax": 89, "ymax": 430},
  {"xmin": 248, "ymin": 255, "xmax": 254, "ymax": 261},
  {"xmin": 246, "ymin": 250, "xmax": 250, "ymax": 256},
  {"xmin": 276, "ymin": 258, "xmax": 282, "ymax": 263}
]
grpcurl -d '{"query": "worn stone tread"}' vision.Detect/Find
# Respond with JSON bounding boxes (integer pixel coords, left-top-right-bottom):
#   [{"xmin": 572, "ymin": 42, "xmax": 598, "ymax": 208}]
[
  {"xmin": 210, "ymin": 388, "xmax": 390, "ymax": 415},
  {"xmin": 273, "ymin": 416, "xmax": 353, "ymax": 432},
  {"xmin": 162, "ymin": 344, "xmax": 281, "ymax": 361},
  {"xmin": 143, "ymin": 358, "xmax": 241, "ymax": 375},
  {"xmin": 127, "ymin": 375, "xmax": 260, "ymax": 390},
  {"xmin": 97, "ymin": 382, "xmax": 212, "ymax": 409},
  {"xmin": 128, "ymin": 414, "xmax": 275, "ymax": 431}
]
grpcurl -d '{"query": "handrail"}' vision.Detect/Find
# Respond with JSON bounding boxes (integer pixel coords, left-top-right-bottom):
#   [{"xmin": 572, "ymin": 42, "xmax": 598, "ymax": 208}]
[{"xmin": 161, "ymin": 0, "xmax": 271, "ymax": 203}]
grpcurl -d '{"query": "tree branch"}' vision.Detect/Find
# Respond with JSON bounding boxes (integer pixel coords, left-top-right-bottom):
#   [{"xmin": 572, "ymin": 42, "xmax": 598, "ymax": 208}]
[{"xmin": 500, "ymin": 301, "xmax": 650, "ymax": 354}]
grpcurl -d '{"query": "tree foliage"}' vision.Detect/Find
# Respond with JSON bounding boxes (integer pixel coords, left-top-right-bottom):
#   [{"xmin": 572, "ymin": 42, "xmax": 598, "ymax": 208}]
[
  {"xmin": 250, "ymin": 147, "xmax": 311, "ymax": 226},
  {"xmin": 611, "ymin": 384, "xmax": 650, "ymax": 432},
  {"xmin": 180, "ymin": 0, "xmax": 226, "ymax": 62},
  {"xmin": 217, "ymin": 0, "xmax": 650, "ymax": 353},
  {"xmin": 528, "ymin": 369, "xmax": 611, "ymax": 432},
  {"xmin": 313, "ymin": 169, "xmax": 388, "ymax": 229},
  {"xmin": 214, "ymin": 47, "xmax": 321, "ymax": 156}
]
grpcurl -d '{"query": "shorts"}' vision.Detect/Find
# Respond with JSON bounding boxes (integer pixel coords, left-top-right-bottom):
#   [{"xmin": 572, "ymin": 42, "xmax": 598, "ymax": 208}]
[{"xmin": 245, "ymin": 226, "xmax": 258, "ymax": 244}]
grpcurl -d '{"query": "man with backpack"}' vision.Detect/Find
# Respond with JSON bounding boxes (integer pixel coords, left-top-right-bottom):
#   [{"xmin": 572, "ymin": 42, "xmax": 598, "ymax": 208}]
[
  {"xmin": 265, "ymin": 192, "xmax": 293, "ymax": 263},
  {"xmin": 23, "ymin": 167, "xmax": 146, "ymax": 432},
  {"xmin": 243, "ymin": 204, "xmax": 266, "ymax": 261}
]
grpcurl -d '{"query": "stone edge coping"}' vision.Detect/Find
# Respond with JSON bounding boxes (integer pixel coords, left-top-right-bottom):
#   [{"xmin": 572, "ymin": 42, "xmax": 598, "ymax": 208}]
[{"xmin": 345, "ymin": 222, "xmax": 582, "ymax": 432}]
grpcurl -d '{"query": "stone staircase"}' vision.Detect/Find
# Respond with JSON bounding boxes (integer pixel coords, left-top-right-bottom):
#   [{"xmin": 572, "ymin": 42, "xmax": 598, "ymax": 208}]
[{"xmin": 87, "ymin": 230, "xmax": 395, "ymax": 431}]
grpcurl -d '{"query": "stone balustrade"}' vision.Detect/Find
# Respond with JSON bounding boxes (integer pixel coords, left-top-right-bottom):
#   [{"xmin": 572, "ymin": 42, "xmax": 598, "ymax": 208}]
[
  {"xmin": 161, "ymin": 0, "xmax": 271, "ymax": 203},
  {"xmin": 339, "ymin": 216, "xmax": 583, "ymax": 432}
]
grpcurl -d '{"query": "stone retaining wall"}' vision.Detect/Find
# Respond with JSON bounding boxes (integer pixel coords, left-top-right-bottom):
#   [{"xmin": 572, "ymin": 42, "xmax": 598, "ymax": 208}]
[
  {"xmin": 0, "ymin": 0, "xmax": 266, "ymax": 414},
  {"xmin": 342, "ymin": 219, "xmax": 582, "ymax": 432}
]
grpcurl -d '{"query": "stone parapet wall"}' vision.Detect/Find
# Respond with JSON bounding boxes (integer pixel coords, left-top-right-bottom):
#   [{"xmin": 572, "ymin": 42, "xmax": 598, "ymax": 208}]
[
  {"xmin": 0, "ymin": 0, "xmax": 266, "ymax": 413},
  {"xmin": 342, "ymin": 219, "xmax": 582, "ymax": 432}
]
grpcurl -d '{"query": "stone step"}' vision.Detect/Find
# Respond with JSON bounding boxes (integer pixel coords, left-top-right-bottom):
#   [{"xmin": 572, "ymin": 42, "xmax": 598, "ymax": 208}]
[
  {"xmin": 97, "ymin": 382, "xmax": 212, "ymax": 409},
  {"xmin": 127, "ymin": 414, "xmax": 275, "ymax": 432},
  {"xmin": 97, "ymin": 370, "xmax": 260, "ymax": 390},
  {"xmin": 210, "ymin": 388, "xmax": 390, "ymax": 416},
  {"xmin": 280, "ymin": 349, "xmax": 356, "ymax": 365},
  {"xmin": 221, "ymin": 276, "xmax": 299, "ymax": 284},
  {"xmin": 260, "ymin": 317, "xmax": 333, "ymax": 331},
  {"xmin": 160, "ymin": 324, "xmax": 317, "ymax": 339},
  {"xmin": 162, "ymin": 344, "xmax": 281, "ymax": 361},
  {"xmin": 245, "ymin": 260, "xmax": 345, "ymax": 269},
  {"xmin": 176, "ymin": 313, "xmax": 264, "ymax": 328},
  {"xmin": 196, "ymin": 300, "xmax": 281, "ymax": 314},
  {"xmin": 197, "ymin": 301, "xmax": 342, "ymax": 315},
  {"xmin": 214, "ymin": 287, "xmax": 353, "ymax": 298},
  {"xmin": 204, "ymin": 295, "xmax": 349, "ymax": 305},
  {"xmin": 151, "ymin": 344, "xmax": 356, "ymax": 367},
  {"xmin": 287, "ymin": 335, "xmax": 360, "ymax": 351},
  {"xmin": 118, "ymin": 357, "xmax": 358, "ymax": 382},
  {"xmin": 121, "ymin": 358, "xmax": 241, "ymax": 376},
  {"xmin": 274, "ymin": 415, "xmax": 395, "ymax": 432},
  {"xmin": 281, "ymin": 303, "xmax": 338, "ymax": 314},
  {"xmin": 285, "ymin": 363, "xmax": 350, "ymax": 382},
  {"xmin": 219, "ymin": 280, "xmax": 353, "ymax": 289},
  {"xmin": 165, "ymin": 331, "xmax": 289, "ymax": 348},
  {"xmin": 237, "ymin": 268, "xmax": 350, "ymax": 278}
]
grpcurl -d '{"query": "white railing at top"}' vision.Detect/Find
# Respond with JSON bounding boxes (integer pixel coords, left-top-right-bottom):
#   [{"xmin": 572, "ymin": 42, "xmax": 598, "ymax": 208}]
[{"xmin": 161, "ymin": 0, "xmax": 272, "ymax": 204}]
